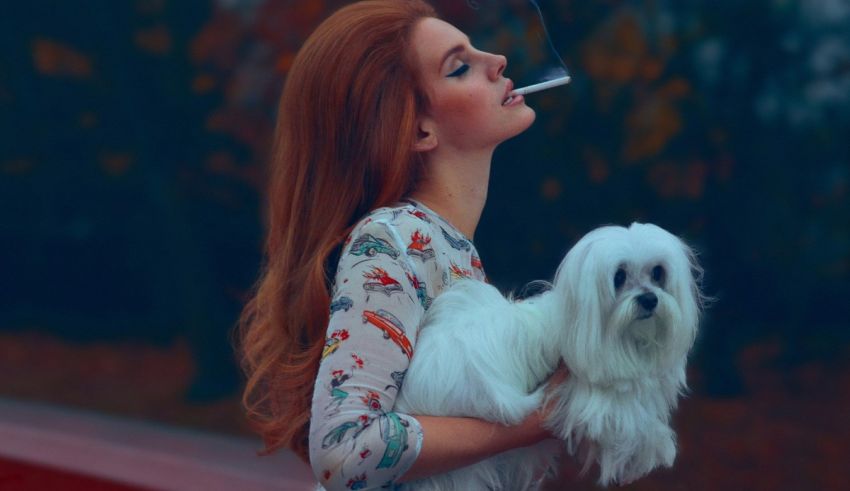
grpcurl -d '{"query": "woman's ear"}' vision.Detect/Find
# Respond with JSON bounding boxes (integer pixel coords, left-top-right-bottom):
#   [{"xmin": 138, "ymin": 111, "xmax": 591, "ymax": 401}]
[{"xmin": 412, "ymin": 117, "xmax": 438, "ymax": 153}]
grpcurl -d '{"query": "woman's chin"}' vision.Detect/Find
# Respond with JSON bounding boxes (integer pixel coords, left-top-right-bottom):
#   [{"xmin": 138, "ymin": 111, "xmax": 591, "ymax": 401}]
[{"xmin": 507, "ymin": 107, "xmax": 537, "ymax": 138}]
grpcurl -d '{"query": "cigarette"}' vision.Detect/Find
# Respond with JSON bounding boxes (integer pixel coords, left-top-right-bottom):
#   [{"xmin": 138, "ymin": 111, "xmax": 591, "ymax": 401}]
[{"xmin": 511, "ymin": 76, "xmax": 571, "ymax": 96}]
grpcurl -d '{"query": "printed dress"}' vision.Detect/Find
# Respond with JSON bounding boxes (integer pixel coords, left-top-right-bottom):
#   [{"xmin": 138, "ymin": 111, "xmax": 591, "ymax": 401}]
[{"xmin": 309, "ymin": 197, "xmax": 488, "ymax": 491}]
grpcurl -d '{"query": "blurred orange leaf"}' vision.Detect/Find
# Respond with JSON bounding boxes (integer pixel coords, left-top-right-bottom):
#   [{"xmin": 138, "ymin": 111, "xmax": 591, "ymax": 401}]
[
  {"xmin": 99, "ymin": 152, "xmax": 134, "ymax": 177},
  {"xmin": 540, "ymin": 176, "xmax": 562, "ymax": 201},
  {"xmin": 135, "ymin": 24, "xmax": 172, "ymax": 55},
  {"xmin": 31, "ymin": 39, "xmax": 93, "ymax": 78}
]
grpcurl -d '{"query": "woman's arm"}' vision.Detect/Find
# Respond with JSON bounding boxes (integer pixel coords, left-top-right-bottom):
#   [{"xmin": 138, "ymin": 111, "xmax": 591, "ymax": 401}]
[
  {"xmin": 310, "ymin": 218, "xmax": 436, "ymax": 489},
  {"xmin": 397, "ymin": 363, "xmax": 568, "ymax": 483},
  {"xmin": 395, "ymin": 410, "xmax": 548, "ymax": 483}
]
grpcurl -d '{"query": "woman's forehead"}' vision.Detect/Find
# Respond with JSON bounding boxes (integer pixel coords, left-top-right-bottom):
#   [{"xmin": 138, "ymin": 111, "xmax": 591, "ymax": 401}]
[{"xmin": 412, "ymin": 18, "xmax": 470, "ymax": 73}]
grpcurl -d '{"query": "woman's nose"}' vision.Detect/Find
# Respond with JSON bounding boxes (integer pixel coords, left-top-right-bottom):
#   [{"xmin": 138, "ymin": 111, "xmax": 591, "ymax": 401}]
[{"xmin": 487, "ymin": 53, "xmax": 507, "ymax": 80}]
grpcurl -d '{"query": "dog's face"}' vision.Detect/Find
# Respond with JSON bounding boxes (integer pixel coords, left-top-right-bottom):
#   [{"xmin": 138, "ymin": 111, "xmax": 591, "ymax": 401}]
[{"xmin": 552, "ymin": 223, "xmax": 702, "ymax": 384}]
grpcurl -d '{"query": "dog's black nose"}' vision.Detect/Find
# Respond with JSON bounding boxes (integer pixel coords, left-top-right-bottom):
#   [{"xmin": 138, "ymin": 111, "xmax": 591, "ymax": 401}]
[{"xmin": 636, "ymin": 292, "xmax": 658, "ymax": 311}]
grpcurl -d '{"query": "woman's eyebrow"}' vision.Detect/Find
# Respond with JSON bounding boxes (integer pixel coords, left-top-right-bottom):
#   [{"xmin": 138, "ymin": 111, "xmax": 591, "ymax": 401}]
[{"xmin": 439, "ymin": 37, "xmax": 472, "ymax": 72}]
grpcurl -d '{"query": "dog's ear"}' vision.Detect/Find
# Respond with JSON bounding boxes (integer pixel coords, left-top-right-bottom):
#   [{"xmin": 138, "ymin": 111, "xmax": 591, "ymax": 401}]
[
  {"xmin": 634, "ymin": 223, "xmax": 704, "ymax": 353},
  {"xmin": 673, "ymin": 238, "xmax": 703, "ymax": 349},
  {"xmin": 555, "ymin": 236, "xmax": 607, "ymax": 383}
]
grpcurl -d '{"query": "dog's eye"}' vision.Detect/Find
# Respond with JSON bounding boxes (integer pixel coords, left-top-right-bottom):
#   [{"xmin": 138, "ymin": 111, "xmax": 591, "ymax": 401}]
[
  {"xmin": 614, "ymin": 268, "xmax": 626, "ymax": 289},
  {"xmin": 652, "ymin": 265, "xmax": 665, "ymax": 285}
]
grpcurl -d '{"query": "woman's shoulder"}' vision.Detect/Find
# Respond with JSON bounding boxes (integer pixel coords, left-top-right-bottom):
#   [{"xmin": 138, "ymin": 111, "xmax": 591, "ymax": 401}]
[
  {"xmin": 344, "ymin": 202, "xmax": 448, "ymax": 268},
  {"xmin": 344, "ymin": 200, "xmax": 488, "ymax": 292},
  {"xmin": 353, "ymin": 200, "xmax": 480, "ymax": 265},
  {"xmin": 348, "ymin": 202, "xmax": 433, "ymax": 244}
]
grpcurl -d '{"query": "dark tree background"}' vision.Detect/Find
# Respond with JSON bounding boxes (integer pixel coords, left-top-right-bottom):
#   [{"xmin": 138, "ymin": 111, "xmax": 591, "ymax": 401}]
[{"xmin": 1, "ymin": 1, "xmax": 848, "ymax": 489}]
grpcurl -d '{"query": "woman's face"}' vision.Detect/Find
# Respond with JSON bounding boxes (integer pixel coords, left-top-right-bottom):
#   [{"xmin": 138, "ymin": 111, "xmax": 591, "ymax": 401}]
[{"xmin": 410, "ymin": 17, "xmax": 536, "ymax": 153}]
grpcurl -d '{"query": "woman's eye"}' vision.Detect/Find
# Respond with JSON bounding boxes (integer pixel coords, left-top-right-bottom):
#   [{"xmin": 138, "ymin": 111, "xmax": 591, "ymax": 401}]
[{"xmin": 447, "ymin": 64, "xmax": 469, "ymax": 77}]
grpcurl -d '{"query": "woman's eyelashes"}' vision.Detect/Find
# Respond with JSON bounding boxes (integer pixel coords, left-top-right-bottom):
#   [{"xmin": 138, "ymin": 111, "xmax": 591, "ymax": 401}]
[{"xmin": 447, "ymin": 63, "xmax": 470, "ymax": 77}]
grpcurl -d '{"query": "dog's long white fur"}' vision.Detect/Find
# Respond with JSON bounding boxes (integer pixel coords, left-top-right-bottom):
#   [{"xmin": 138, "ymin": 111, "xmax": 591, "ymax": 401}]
[{"xmin": 395, "ymin": 223, "xmax": 703, "ymax": 489}]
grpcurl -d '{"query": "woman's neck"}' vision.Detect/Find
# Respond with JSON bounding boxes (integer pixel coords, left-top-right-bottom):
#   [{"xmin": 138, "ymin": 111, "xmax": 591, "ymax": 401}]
[{"xmin": 408, "ymin": 148, "xmax": 494, "ymax": 241}]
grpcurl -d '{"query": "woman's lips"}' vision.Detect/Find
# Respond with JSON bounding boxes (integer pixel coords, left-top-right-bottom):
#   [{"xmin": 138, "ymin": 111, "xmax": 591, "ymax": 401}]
[{"xmin": 502, "ymin": 93, "xmax": 524, "ymax": 107}]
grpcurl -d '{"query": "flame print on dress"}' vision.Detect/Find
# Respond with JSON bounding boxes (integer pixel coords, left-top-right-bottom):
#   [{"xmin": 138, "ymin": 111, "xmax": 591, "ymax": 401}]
[
  {"xmin": 361, "ymin": 266, "xmax": 404, "ymax": 296},
  {"xmin": 406, "ymin": 229, "xmax": 435, "ymax": 262},
  {"xmin": 406, "ymin": 270, "xmax": 433, "ymax": 311}
]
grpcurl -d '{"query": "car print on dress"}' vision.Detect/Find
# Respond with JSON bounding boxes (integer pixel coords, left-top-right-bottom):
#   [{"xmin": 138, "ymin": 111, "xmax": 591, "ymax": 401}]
[
  {"xmin": 322, "ymin": 329, "xmax": 349, "ymax": 360},
  {"xmin": 346, "ymin": 473, "xmax": 368, "ymax": 490},
  {"xmin": 406, "ymin": 271, "xmax": 432, "ymax": 310},
  {"xmin": 362, "ymin": 267, "xmax": 404, "ymax": 296},
  {"xmin": 407, "ymin": 208, "xmax": 431, "ymax": 223},
  {"xmin": 361, "ymin": 309, "xmax": 414, "ymax": 360},
  {"xmin": 449, "ymin": 262, "xmax": 474, "ymax": 280},
  {"xmin": 323, "ymin": 338, "xmax": 341, "ymax": 360},
  {"xmin": 321, "ymin": 421, "xmax": 360, "ymax": 449},
  {"xmin": 330, "ymin": 296, "xmax": 354, "ymax": 314},
  {"xmin": 406, "ymin": 229, "xmax": 436, "ymax": 261},
  {"xmin": 390, "ymin": 209, "xmax": 407, "ymax": 222},
  {"xmin": 350, "ymin": 233, "xmax": 400, "ymax": 259},
  {"xmin": 321, "ymin": 413, "xmax": 374, "ymax": 450},
  {"xmin": 385, "ymin": 369, "xmax": 406, "ymax": 392},
  {"xmin": 440, "ymin": 226, "xmax": 471, "ymax": 252},
  {"xmin": 376, "ymin": 412, "xmax": 410, "ymax": 469}
]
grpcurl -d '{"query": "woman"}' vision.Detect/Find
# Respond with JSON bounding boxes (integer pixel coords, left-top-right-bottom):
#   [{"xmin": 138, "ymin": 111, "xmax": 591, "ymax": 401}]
[{"xmin": 235, "ymin": 1, "xmax": 567, "ymax": 489}]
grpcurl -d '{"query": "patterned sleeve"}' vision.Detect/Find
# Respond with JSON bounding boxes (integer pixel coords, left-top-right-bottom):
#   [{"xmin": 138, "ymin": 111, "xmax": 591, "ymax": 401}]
[{"xmin": 309, "ymin": 217, "xmax": 429, "ymax": 491}]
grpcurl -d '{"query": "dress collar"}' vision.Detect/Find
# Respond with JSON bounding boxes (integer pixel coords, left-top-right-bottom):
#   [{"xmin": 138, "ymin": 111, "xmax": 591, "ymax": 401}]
[{"xmin": 399, "ymin": 197, "xmax": 475, "ymax": 245}]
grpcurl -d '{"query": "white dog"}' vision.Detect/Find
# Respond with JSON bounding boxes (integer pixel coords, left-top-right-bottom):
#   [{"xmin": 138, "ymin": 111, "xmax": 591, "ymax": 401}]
[{"xmin": 395, "ymin": 223, "xmax": 704, "ymax": 489}]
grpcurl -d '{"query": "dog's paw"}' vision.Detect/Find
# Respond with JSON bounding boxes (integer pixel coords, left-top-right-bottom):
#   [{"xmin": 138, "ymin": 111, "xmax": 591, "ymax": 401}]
[
  {"xmin": 614, "ymin": 425, "xmax": 677, "ymax": 485},
  {"xmin": 639, "ymin": 422, "xmax": 677, "ymax": 470},
  {"xmin": 657, "ymin": 428, "xmax": 677, "ymax": 468}
]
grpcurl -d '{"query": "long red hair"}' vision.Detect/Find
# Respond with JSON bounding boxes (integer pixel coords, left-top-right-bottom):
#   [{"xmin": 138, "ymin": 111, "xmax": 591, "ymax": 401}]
[{"xmin": 233, "ymin": 0, "xmax": 437, "ymax": 464}]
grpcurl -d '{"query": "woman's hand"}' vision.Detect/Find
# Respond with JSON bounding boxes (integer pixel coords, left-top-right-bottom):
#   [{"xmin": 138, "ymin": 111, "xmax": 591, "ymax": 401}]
[
  {"xmin": 515, "ymin": 362, "xmax": 570, "ymax": 445},
  {"xmin": 398, "ymin": 363, "xmax": 571, "ymax": 483},
  {"xmin": 541, "ymin": 361, "xmax": 569, "ymax": 417}
]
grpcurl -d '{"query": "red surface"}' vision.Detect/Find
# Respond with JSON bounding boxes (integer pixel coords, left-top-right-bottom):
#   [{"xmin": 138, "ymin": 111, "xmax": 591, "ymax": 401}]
[
  {"xmin": 0, "ymin": 457, "xmax": 150, "ymax": 491},
  {"xmin": 1, "ymin": 332, "xmax": 847, "ymax": 490}
]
